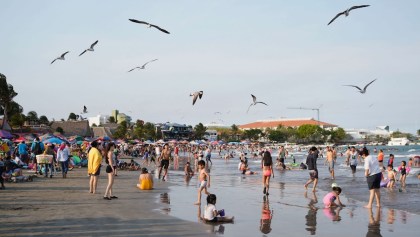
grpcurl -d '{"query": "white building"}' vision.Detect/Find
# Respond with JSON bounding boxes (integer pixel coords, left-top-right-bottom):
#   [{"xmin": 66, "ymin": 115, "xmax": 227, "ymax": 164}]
[
  {"xmin": 88, "ymin": 114, "xmax": 110, "ymax": 127},
  {"xmin": 345, "ymin": 126, "xmax": 391, "ymax": 142}
]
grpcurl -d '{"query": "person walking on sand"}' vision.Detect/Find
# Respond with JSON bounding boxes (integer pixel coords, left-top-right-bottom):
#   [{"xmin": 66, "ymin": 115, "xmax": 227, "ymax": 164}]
[
  {"xmin": 103, "ymin": 142, "xmax": 118, "ymax": 200},
  {"xmin": 88, "ymin": 141, "xmax": 102, "ymax": 194},
  {"xmin": 305, "ymin": 147, "xmax": 319, "ymax": 192},
  {"xmin": 361, "ymin": 147, "xmax": 381, "ymax": 209},
  {"xmin": 158, "ymin": 144, "xmax": 171, "ymax": 181},
  {"xmin": 56, "ymin": 142, "xmax": 70, "ymax": 179},
  {"xmin": 195, "ymin": 160, "xmax": 210, "ymax": 205},
  {"xmin": 261, "ymin": 150, "xmax": 274, "ymax": 195},
  {"xmin": 325, "ymin": 146, "xmax": 335, "ymax": 180}
]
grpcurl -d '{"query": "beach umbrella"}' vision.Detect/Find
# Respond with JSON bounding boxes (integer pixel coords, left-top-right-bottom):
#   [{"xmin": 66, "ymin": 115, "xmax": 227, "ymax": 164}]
[
  {"xmin": 0, "ymin": 130, "xmax": 13, "ymax": 139},
  {"xmin": 218, "ymin": 140, "xmax": 225, "ymax": 145},
  {"xmin": 190, "ymin": 141, "xmax": 198, "ymax": 145},
  {"xmin": 44, "ymin": 137, "xmax": 64, "ymax": 144}
]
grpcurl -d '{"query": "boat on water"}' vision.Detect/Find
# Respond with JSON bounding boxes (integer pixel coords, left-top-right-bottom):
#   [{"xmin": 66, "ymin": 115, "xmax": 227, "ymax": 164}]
[{"xmin": 387, "ymin": 137, "xmax": 410, "ymax": 146}]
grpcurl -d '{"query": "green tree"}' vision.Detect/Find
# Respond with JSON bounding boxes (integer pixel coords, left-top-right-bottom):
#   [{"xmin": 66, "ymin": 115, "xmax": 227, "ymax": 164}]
[
  {"xmin": 108, "ymin": 116, "xmax": 116, "ymax": 123},
  {"xmin": 113, "ymin": 121, "xmax": 128, "ymax": 139},
  {"xmin": 243, "ymin": 129, "xmax": 262, "ymax": 141},
  {"xmin": 39, "ymin": 115, "xmax": 49, "ymax": 125},
  {"xmin": 417, "ymin": 129, "xmax": 420, "ymax": 137},
  {"xmin": 26, "ymin": 111, "xmax": 39, "ymax": 123},
  {"xmin": 328, "ymin": 128, "xmax": 347, "ymax": 143},
  {"xmin": 0, "ymin": 73, "xmax": 18, "ymax": 129},
  {"xmin": 268, "ymin": 129, "xmax": 287, "ymax": 142},
  {"xmin": 56, "ymin": 127, "xmax": 64, "ymax": 134},
  {"xmin": 193, "ymin": 123, "xmax": 207, "ymax": 140},
  {"xmin": 297, "ymin": 124, "xmax": 323, "ymax": 143},
  {"xmin": 68, "ymin": 112, "xmax": 77, "ymax": 120},
  {"xmin": 9, "ymin": 113, "xmax": 26, "ymax": 131}
]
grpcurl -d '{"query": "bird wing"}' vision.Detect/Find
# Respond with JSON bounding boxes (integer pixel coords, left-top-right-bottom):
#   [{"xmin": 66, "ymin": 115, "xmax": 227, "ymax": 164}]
[
  {"xmin": 192, "ymin": 93, "xmax": 198, "ymax": 105},
  {"xmin": 129, "ymin": 19, "xmax": 149, "ymax": 25},
  {"xmin": 127, "ymin": 67, "xmax": 140, "ymax": 72},
  {"xmin": 348, "ymin": 5, "xmax": 370, "ymax": 12},
  {"xmin": 343, "ymin": 85, "xmax": 362, "ymax": 91},
  {"xmin": 61, "ymin": 51, "xmax": 69, "ymax": 57},
  {"xmin": 51, "ymin": 59, "xmax": 57, "ymax": 64},
  {"xmin": 198, "ymin": 91, "xmax": 203, "ymax": 99},
  {"xmin": 328, "ymin": 11, "xmax": 345, "ymax": 25},
  {"xmin": 251, "ymin": 94, "xmax": 257, "ymax": 103},
  {"xmin": 91, "ymin": 40, "xmax": 98, "ymax": 48},
  {"xmin": 247, "ymin": 104, "xmax": 253, "ymax": 113},
  {"xmin": 142, "ymin": 59, "xmax": 158, "ymax": 68},
  {"xmin": 363, "ymin": 79, "xmax": 377, "ymax": 91},
  {"xmin": 151, "ymin": 24, "xmax": 170, "ymax": 34},
  {"xmin": 79, "ymin": 50, "xmax": 87, "ymax": 56},
  {"xmin": 257, "ymin": 102, "xmax": 268, "ymax": 106}
]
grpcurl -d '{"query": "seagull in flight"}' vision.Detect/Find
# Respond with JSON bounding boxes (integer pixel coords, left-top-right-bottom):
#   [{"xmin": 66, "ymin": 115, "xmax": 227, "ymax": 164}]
[
  {"xmin": 343, "ymin": 79, "xmax": 377, "ymax": 94},
  {"xmin": 79, "ymin": 40, "xmax": 99, "ymax": 56},
  {"xmin": 127, "ymin": 59, "xmax": 158, "ymax": 72},
  {"xmin": 82, "ymin": 105, "xmax": 88, "ymax": 114},
  {"xmin": 247, "ymin": 94, "xmax": 268, "ymax": 113},
  {"xmin": 51, "ymin": 51, "xmax": 69, "ymax": 64},
  {"xmin": 129, "ymin": 19, "xmax": 170, "ymax": 34},
  {"xmin": 328, "ymin": 5, "xmax": 370, "ymax": 25},
  {"xmin": 190, "ymin": 91, "xmax": 203, "ymax": 105}
]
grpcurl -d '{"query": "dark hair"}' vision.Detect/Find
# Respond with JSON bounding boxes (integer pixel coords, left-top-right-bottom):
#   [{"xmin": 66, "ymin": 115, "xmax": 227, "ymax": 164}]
[
  {"xmin": 310, "ymin": 146, "xmax": 317, "ymax": 151},
  {"xmin": 262, "ymin": 151, "xmax": 272, "ymax": 166},
  {"xmin": 35, "ymin": 137, "xmax": 40, "ymax": 142},
  {"xmin": 91, "ymin": 141, "xmax": 98, "ymax": 148},
  {"xmin": 387, "ymin": 165, "xmax": 393, "ymax": 169},
  {"xmin": 402, "ymin": 161, "xmax": 406, "ymax": 165},
  {"xmin": 332, "ymin": 186, "xmax": 342, "ymax": 194},
  {"xmin": 351, "ymin": 146, "xmax": 355, "ymax": 149},
  {"xmin": 207, "ymin": 194, "xmax": 217, "ymax": 205},
  {"xmin": 198, "ymin": 160, "xmax": 205, "ymax": 166},
  {"xmin": 390, "ymin": 154, "xmax": 394, "ymax": 157},
  {"xmin": 141, "ymin": 168, "xmax": 148, "ymax": 174},
  {"xmin": 359, "ymin": 147, "xmax": 369, "ymax": 156}
]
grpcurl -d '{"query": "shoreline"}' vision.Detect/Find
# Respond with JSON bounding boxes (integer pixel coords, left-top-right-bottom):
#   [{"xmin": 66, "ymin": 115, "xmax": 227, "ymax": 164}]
[{"xmin": 0, "ymin": 167, "xmax": 212, "ymax": 237}]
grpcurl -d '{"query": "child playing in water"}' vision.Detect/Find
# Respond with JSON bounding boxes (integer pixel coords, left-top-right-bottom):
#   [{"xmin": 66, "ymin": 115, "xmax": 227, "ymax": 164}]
[
  {"xmin": 195, "ymin": 160, "xmax": 210, "ymax": 205},
  {"xmin": 184, "ymin": 162, "xmax": 194, "ymax": 176},
  {"xmin": 203, "ymin": 194, "xmax": 234, "ymax": 223},
  {"xmin": 323, "ymin": 186, "xmax": 346, "ymax": 208},
  {"xmin": 397, "ymin": 161, "xmax": 410, "ymax": 187},
  {"xmin": 386, "ymin": 165, "xmax": 397, "ymax": 188}
]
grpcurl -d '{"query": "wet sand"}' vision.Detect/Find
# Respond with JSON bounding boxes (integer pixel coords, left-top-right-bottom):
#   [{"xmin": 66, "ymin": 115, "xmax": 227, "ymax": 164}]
[{"xmin": 0, "ymin": 167, "xmax": 211, "ymax": 237}]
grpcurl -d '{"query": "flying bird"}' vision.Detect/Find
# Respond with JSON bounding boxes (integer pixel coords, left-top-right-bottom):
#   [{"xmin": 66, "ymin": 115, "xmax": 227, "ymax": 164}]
[
  {"xmin": 343, "ymin": 79, "xmax": 377, "ymax": 94},
  {"xmin": 51, "ymin": 51, "xmax": 69, "ymax": 64},
  {"xmin": 247, "ymin": 94, "xmax": 268, "ymax": 113},
  {"xmin": 82, "ymin": 105, "xmax": 88, "ymax": 114},
  {"xmin": 214, "ymin": 112, "xmax": 222, "ymax": 115},
  {"xmin": 328, "ymin": 5, "xmax": 370, "ymax": 25},
  {"xmin": 190, "ymin": 91, "xmax": 203, "ymax": 105},
  {"xmin": 127, "ymin": 59, "xmax": 158, "ymax": 72},
  {"xmin": 79, "ymin": 40, "xmax": 99, "ymax": 56},
  {"xmin": 129, "ymin": 19, "xmax": 170, "ymax": 34}
]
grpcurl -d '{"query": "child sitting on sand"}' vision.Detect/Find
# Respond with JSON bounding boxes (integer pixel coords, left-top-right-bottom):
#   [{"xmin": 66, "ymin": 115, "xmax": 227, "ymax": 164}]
[
  {"xmin": 323, "ymin": 185, "xmax": 345, "ymax": 208},
  {"xmin": 203, "ymin": 194, "xmax": 234, "ymax": 223},
  {"xmin": 137, "ymin": 168, "xmax": 153, "ymax": 190},
  {"xmin": 129, "ymin": 159, "xmax": 140, "ymax": 171},
  {"xmin": 239, "ymin": 160, "xmax": 256, "ymax": 175},
  {"xmin": 195, "ymin": 160, "xmax": 210, "ymax": 205}
]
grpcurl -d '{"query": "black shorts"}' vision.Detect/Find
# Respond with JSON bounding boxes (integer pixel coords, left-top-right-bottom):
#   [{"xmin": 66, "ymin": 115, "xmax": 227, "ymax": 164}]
[
  {"xmin": 206, "ymin": 217, "xmax": 218, "ymax": 223},
  {"xmin": 367, "ymin": 173, "xmax": 381, "ymax": 190},
  {"xmin": 90, "ymin": 166, "xmax": 101, "ymax": 176},
  {"xmin": 350, "ymin": 165, "xmax": 357, "ymax": 173},
  {"xmin": 279, "ymin": 158, "xmax": 285, "ymax": 163},
  {"xmin": 106, "ymin": 165, "xmax": 112, "ymax": 173},
  {"xmin": 161, "ymin": 160, "xmax": 169, "ymax": 169},
  {"xmin": 309, "ymin": 169, "xmax": 318, "ymax": 180}
]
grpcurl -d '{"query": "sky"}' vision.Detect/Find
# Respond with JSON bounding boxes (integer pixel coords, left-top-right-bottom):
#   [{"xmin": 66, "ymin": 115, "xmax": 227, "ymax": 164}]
[{"xmin": 1, "ymin": 0, "xmax": 420, "ymax": 133}]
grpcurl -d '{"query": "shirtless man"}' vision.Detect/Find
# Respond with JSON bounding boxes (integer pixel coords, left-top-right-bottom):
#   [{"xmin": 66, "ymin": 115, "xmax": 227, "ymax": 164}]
[
  {"xmin": 326, "ymin": 146, "xmax": 335, "ymax": 180},
  {"xmin": 158, "ymin": 144, "xmax": 171, "ymax": 181},
  {"xmin": 195, "ymin": 160, "xmax": 210, "ymax": 205}
]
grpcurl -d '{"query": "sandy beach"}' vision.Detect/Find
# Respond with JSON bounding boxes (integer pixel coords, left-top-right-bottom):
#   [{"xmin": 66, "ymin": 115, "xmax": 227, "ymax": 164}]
[{"xmin": 0, "ymin": 167, "xmax": 211, "ymax": 237}]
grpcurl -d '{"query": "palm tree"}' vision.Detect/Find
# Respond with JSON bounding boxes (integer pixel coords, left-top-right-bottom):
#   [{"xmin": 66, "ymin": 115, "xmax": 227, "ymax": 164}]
[{"xmin": 0, "ymin": 73, "xmax": 18, "ymax": 130}]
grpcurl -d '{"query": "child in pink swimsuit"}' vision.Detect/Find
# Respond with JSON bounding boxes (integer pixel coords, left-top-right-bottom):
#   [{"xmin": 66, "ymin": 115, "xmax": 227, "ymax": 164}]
[{"xmin": 323, "ymin": 186, "xmax": 346, "ymax": 208}]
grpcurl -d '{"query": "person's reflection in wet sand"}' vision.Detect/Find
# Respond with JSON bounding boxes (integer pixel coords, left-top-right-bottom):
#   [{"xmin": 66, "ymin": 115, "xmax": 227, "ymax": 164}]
[
  {"xmin": 185, "ymin": 175, "xmax": 192, "ymax": 186},
  {"xmin": 399, "ymin": 210, "xmax": 407, "ymax": 224},
  {"xmin": 304, "ymin": 191, "xmax": 318, "ymax": 235},
  {"xmin": 366, "ymin": 208, "xmax": 382, "ymax": 237},
  {"xmin": 323, "ymin": 207, "xmax": 342, "ymax": 222},
  {"xmin": 160, "ymin": 193, "xmax": 171, "ymax": 214},
  {"xmin": 197, "ymin": 204, "xmax": 226, "ymax": 235},
  {"xmin": 387, "ymin": 209, "xmax": 395, "ymax": 224},
  {"xmin": 260, "ymin": 196, "xmax": 273, "ymax": 235}
]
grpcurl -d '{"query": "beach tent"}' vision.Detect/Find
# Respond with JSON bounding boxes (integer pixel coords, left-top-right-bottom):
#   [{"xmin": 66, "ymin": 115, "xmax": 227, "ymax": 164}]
[{"xmin": 0, "ymin": 130, "xmax": 13, "ymax": 139}]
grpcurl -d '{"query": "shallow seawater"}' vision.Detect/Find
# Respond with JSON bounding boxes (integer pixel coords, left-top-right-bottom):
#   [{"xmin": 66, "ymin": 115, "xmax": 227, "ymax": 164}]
[{"xmin": 153, "ymin": 146, "xmax": 419, "ymax": 237}]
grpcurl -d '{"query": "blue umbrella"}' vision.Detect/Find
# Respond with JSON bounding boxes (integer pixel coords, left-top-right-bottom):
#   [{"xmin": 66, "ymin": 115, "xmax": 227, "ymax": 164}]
[{"xmin": 44, "ymin": 137, "xmax": 64, "ymax": 144}]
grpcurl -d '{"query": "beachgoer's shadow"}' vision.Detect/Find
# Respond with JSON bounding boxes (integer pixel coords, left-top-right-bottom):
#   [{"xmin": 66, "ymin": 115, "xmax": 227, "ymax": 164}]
[
  {"xmin": 366, "ymin": 208, "xmax": 382, "ymax": 237},
  {"xmin": 260, "ymin": 196, "xmax": 273, "ymax": 234}
]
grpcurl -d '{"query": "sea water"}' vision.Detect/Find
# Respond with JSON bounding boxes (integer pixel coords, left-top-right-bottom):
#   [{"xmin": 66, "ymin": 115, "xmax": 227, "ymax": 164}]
[{"xmin": 155, "ymin": 145, "xmax": 419, "ymax": 236}]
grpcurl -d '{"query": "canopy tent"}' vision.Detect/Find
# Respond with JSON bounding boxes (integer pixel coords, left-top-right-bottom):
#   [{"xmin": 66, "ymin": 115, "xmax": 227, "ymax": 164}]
[
  {"xmin": 0, "ymin": 130, "xmax": 13, "ymax": 139},
  {"xmin": 44, "ymin": 137, "xmax": 65, "ymax": 144}
]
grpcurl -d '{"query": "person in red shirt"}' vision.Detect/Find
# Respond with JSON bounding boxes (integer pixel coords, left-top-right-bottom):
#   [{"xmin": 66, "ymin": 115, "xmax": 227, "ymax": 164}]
[{"xmin": 377, "ymin": 149, "xmax": 384, "ymax": 170}]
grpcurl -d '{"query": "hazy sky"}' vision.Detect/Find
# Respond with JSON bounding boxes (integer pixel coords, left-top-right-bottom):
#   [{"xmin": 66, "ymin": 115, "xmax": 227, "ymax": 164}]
[{"xmin": 1, "ymin": 0, "xmax": 420, "ymax": 133}]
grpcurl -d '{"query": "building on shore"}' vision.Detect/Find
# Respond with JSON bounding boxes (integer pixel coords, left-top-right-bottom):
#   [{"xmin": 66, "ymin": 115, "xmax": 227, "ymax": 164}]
[
  {"xmin": 239, "ymin": 118, "xmax": 337, "ymax": 131},
  {"xmin": 157, "ymin": 122, "xmax": 193, "ymax": 141},
  {"xmin": 344, "ymin": 126, "xmax": 391, "ymax": 142},
  {"xmin": 88, "ymin": 114, "xmax": 110, "ymax": 127}
]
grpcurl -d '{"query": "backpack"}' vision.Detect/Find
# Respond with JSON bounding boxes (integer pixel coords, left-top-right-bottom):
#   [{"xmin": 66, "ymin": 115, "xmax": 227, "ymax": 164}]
[{"xmin": 33, "ymin": 142, "xmax": 42, "ymax": 155}]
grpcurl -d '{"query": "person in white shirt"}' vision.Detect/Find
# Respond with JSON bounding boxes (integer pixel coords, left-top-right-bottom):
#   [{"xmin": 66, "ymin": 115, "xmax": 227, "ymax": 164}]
[
  {"xmin": 361, "ymin": 147, "xmax": 381, "ymax": 209},
  {"xmin": 203, "ymin": 194, "xmax": 234, "ymax": 223},
  {"xmin": 57, "ymin": 142, "xmax": 70, "ymax": 179}
]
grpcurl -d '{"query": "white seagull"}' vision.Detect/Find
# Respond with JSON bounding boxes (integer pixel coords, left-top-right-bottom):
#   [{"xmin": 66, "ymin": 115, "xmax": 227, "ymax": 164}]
[
  {"xmin": 82, "ymin": 105, "xmax": 88, "ymax": 114},
  {"xmin": 51, "ymin": 51, "xmax": 69, "ymax": 64},
  {"xmin": 127, "ymin": 59, "xmax": 158, "ymax": 72},
  {"xmin": 247, "ymin": 94, "xmax": 268, "ymax": 113},
  {"xmin": 190, "ymin": 91, "xmax": 203, "ymax": 105},
  {"xmin": 328, "ymin": 5, "xmax": 370, "ymax": 25},
  {"xmin": 79, "ymin": 40, "xmax": 99, "ymax": 56},
  {"xmin": 129, "ymin": 19, "xmax": 170, "ymax": 34},
  {"xmin": 343, "ymin": 79, "xmax": 377, "ymax": 94}
]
